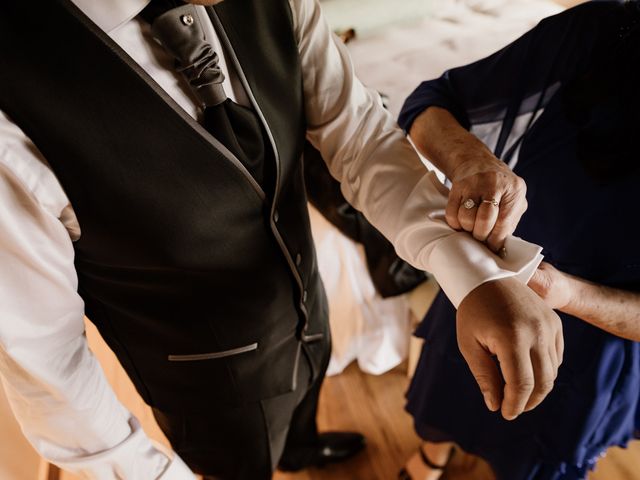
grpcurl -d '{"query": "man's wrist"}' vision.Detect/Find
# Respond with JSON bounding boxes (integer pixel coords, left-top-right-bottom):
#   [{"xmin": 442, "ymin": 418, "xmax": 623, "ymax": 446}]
[
  {"xmin": 459, "ymin": 276, "xmax": 517, "ymax": 309},
  {"xmin": 428, "ymin": 231, "xmax": 543, "ymax": 308}
]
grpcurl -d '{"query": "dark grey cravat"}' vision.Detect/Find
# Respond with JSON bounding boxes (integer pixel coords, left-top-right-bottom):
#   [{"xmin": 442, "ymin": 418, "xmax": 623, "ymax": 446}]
[{"xmin": 141, "ymin": 2, "xmax": 270, "ymax": 190}]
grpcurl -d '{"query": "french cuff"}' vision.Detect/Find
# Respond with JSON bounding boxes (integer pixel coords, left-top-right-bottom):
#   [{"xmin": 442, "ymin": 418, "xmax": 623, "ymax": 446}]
[{"xmin": 427, "ymin": 232, "xmax": 543, "ymax": 308}]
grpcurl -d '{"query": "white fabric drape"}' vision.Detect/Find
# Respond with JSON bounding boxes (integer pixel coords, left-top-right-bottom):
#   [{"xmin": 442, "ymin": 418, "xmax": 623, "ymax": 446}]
[{"xmin": 309, "ymin": 206, "xmax": 411, "ymax": 376}]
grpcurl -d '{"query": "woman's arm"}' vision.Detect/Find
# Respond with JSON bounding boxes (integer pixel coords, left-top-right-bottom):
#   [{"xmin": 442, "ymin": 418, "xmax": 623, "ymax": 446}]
[
  {"xmin": 529, "ymin": 262, "xmax": 640, "ymax": 341},
  {"xmin": 400, "ymin": 3, "xmax": 610, "ymax": 252}
]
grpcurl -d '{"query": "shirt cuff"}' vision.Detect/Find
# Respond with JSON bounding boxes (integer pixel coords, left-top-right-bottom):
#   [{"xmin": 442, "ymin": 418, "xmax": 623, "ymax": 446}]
[
  {"xmin": 53, "ymin": 417, "xmax": 195, "ymax": 480},
  {"xmin": 427, "ymin": 231, "xmax": 543, "ymax": 308}
]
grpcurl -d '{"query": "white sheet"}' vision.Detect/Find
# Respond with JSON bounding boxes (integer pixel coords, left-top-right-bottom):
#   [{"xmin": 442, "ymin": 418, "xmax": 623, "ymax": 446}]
[
  {"xmin": 309, "ymin": 206, "xmax": 411, "ymax": 376},
  {"xmin": 346, "ymin": 0, "xmax": 563, "ymax": 117}
]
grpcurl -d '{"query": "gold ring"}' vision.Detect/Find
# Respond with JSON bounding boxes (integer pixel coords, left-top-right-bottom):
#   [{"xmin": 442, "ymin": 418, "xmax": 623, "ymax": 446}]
[{"xmin": 482, "ymin": 198, "xmax": 499, "ymax": 207}]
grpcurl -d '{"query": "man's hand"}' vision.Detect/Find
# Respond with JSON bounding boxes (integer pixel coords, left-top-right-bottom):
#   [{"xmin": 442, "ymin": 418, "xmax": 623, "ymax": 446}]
[
  {"xmin": 446, "ymin": 153, "xmax": 528, "ymax": 253},
  {"xmin": 528, "ymin": 262, "xmax": 573, "ymax": 310},
  {"xmin": 457, "ymin": 277, "xmax": 564, "ymax": 420}
]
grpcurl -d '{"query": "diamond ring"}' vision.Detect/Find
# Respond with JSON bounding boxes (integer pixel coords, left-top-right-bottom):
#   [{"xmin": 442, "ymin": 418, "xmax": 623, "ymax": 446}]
[{"xmin": 462, "ymin": 198, "xmax": 476, "ymax": 209}]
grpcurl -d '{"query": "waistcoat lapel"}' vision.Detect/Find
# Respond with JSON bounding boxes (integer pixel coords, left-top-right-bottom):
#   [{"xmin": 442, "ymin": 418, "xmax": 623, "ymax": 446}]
[
  {"xmin": 6, "ymin": 0, "xmax": 267, "ymax": 199},
  {"xmin": 210, "ymin": 0, "xmax": 306, "ymax": 199}
]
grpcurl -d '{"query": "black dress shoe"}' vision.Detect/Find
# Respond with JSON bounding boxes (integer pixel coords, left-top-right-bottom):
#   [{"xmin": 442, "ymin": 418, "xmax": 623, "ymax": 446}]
[{"xmin": 279, "ymin": 431, "xmax": 366, "ymax": 471}]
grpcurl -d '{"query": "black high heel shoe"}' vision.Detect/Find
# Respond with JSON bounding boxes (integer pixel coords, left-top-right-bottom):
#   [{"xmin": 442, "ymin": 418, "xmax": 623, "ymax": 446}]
[{"xmin": 398, "ymin": 445, "xmax": 455, "ymax": 480}]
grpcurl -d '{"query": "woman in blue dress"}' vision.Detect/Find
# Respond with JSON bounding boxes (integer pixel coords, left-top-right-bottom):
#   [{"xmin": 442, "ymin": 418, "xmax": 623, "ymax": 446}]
[{"xmin": 397, "ymin": 1, "xmax": 640, "ymax": 479}]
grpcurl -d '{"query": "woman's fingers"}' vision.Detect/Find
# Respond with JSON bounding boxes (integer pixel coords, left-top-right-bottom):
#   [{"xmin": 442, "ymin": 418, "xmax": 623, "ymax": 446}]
[
  {"xmin": 446, "ymin": 189, "xmax": 463, "ymax": 230},
  {"xmin": 457, "ymin": 197, "xmax": 479, "ymax": 232},
  {"xmin": 447, "ymin": 163, "xmax": 528, "ymax": 252},
  {"xmin": 486, "ymin": 193, "xmax": 528, "ymax": 252},
  {"xmin": 473, "ymin": 196, "xmax": 501, "ymax": 242}
]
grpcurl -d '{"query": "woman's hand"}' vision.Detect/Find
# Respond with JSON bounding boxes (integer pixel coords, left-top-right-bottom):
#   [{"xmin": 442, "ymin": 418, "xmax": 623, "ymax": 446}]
[
  {"xmin": 527, "ymin": 262, "xmax": 573, "ymax": 310},
  {"xmin": 408, "ymin": 106, "xmax": 528, "ymax": 254},
  {"xmin": 446, "ymin": 153, "xmax": 528, "ymax": 253}
]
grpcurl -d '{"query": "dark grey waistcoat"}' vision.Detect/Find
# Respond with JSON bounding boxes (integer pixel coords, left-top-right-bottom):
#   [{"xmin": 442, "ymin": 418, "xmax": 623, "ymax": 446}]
[{"xmin": 0, "ymin": 0, "xmax": 328, "ymax": 413}]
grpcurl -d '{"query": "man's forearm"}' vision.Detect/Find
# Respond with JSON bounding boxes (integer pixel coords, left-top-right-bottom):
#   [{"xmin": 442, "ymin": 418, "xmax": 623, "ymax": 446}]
[{"xmin": 562, "ymin": 275, "xmax": 640, "ymax": 341}]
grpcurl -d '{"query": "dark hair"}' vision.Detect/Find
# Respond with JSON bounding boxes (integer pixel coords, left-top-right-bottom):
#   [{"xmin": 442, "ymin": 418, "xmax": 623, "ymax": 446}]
[{"xmin": 562, "ymin": 0, "xmax": 640, "ymax": 183}]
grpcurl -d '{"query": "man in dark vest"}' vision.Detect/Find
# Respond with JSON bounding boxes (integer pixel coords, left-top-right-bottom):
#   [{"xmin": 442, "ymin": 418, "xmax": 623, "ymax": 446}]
[{"xmin": 0, "ymin": 0, "xmax": 563, "ymax": 479}]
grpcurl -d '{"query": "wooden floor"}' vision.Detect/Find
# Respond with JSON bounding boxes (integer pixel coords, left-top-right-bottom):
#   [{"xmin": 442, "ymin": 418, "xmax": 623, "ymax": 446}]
[
  {"xmin": 274, "ymin": 363, "xmax": 421, "ymax": 480},
  {"xmin": 274, "ymin": 363, "xmax": 640, "ymax": 480}
]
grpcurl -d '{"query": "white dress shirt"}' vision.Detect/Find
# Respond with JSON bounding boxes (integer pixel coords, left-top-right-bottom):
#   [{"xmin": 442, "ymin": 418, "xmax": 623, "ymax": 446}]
[{"xmin": 0, "ymin": 0, "xmax": 543, "ymax": 478}]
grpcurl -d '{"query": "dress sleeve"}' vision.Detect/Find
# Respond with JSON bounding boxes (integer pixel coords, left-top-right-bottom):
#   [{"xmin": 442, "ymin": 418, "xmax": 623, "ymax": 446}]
[
  {"xmin": 398, "ymin": 2, "xmax": 607, "ymax": 134},
  {"xmin": 0, "ymin": 111, "xmax": 195, "ymax": 480},
  {"xmin": 289, "ymin": 0, "xmax": 543, "ymax": 307}
]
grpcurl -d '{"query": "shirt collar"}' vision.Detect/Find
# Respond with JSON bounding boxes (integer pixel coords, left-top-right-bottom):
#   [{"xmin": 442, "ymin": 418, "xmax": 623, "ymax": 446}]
[{"xmin": 70, "ymin": 0, "xmax": 151, "ymax": 33}]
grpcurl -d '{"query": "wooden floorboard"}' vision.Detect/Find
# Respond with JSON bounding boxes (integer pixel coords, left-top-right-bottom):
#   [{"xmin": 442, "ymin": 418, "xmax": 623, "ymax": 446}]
[
  {"xmin": 275, "ymin": 363, "xmax": 421, "ymax": 480},
  {"xmin": 275, "ymin": 362, "xmax": 640, "ymax": 480}
]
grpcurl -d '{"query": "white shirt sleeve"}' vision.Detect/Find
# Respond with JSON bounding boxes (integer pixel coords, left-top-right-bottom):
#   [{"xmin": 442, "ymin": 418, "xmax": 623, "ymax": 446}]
[
  {"xmin": 0, "ymin": 111, "xmax": 195, "ymax": 480},
  {"xmin": 290, "ymin": 0, "xmax": 543, "ymax": 307}
]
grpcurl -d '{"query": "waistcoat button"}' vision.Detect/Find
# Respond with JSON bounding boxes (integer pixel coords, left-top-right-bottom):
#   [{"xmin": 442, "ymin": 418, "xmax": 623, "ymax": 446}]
[
  {"xmin": 274, "ymin": 210, "xmax": 280, "ymax": 223},
  {"xmin": 181, "ymin": 14, "xmax": 194, "ymax": 26},
  {"xmin": 295, "ymin": 253, "xmax": 302, "ymax": 266}
]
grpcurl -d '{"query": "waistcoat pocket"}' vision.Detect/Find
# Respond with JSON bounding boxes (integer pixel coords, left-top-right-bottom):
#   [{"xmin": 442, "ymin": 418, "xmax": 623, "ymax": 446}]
[{"xmin": 168, "ymin": 342, "xmax": 258, "ymax": 362}]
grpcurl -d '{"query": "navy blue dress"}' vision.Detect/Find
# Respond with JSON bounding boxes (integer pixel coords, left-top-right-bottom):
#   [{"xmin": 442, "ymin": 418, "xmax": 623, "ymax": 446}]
[{"xmin": 398, "ymin": 3, "xmax": 640, "ymax": 479}]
